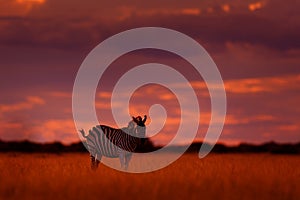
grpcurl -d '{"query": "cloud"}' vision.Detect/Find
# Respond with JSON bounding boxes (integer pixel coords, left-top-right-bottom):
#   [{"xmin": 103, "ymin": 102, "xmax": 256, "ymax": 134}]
[
  {"xmin": 33, "ymin": 119, "xmax": 78, "ymax": 144},
  {"xmin": 95, "ymin": 102, "xmax": 112, "ymax": 110},
  {"xmin": 0, "ymin": 0, "xmax": 299, "ymax": 51},
  {"xmin": 225, "ymin": 74, "xmax": 300, "ymax": 94},
  {"xmin": 97, "ymin": 92, "xmax": 112, "ymax": 99},
  {"xmin": 225, "ymin": 114, "xmax": 276, "ymax": 125},
  {"xmin": 189, "ymin": 74, "xmax": 300, "ymax": 94},
  {"xmin": 0, "ymin": 0, "xmax": 45, "ymax": 17},
  {"xmin": 278, "ymin": 124, "xmax": 299, "ymax": 132},
  {"xmin": 47, "ymin": 91, "xmax": 71, "ymax": 98},
  {"xmin": 248, "ymin": 1, "xmax": 266, "ymax": 11},
  {"xmin": 0, "ymin": 96, "xmax": 45, "ymax": 113},
  {"xmin": 0, "ymin": 120, "xmax": 33, "ymax": 141},
  {"xmin": 221, "ymin": 4, "xmax": 230, "ymax": 13},
  {"xmin": 117, "ymin": 6, "xmax": 201, "ymax": 21},
  {"xmin": 0, "ymin": 118, "xmax": 79, "ymax": 144}
]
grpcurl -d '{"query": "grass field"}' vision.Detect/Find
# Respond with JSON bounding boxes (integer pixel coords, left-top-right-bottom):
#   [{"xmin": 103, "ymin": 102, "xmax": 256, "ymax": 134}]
[{"xmin": 0, "ymin": 153, "xmax": 299, "ymax": 200}]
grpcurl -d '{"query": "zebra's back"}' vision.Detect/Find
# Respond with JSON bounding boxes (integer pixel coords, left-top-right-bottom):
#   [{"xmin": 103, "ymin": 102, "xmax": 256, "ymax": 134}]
[{"xmin": 86, "ymin": 125, "xmax": 138, "ymax": 158}]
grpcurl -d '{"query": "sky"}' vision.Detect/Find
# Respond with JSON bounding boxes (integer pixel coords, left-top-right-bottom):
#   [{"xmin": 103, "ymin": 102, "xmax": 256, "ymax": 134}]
[{"xmin": 0, "ymin": 0, "xmax": 299, "ymax": 145}]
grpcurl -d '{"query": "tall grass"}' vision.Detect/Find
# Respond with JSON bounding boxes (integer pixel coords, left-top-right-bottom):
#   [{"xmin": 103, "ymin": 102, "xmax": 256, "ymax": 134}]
[{"xmin": 0, "ymin": 153, "xmax": 299, "ymax": 200}]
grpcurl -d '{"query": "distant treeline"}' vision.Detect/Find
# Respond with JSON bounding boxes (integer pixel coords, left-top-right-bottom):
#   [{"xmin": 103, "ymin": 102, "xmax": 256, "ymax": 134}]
[
  {"xmin": 0, "ymin": 140, "xmax": 86, "ymax": 153},
  {"xmin": 0, "ymin": 139, "xmax": 299, "ymax": 154},
  {"xmin": 185, "ymin": 141, "xmax": 300, "ymax": 154}
]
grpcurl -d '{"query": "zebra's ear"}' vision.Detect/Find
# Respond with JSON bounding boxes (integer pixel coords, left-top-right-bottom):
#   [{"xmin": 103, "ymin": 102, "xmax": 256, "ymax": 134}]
[
  {"xmin": 142, "ymin": 115, "xmax": 147, "ymax": 123},
  {"xmin": 132, "ymin": 116, "xmax": 138, "ymax": 123}
]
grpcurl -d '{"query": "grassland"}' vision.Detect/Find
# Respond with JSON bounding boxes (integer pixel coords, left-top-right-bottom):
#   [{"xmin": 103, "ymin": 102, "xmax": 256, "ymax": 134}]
[{"xmin": 0, "ymin": 153, "xmax": 299, "ymax": 200}]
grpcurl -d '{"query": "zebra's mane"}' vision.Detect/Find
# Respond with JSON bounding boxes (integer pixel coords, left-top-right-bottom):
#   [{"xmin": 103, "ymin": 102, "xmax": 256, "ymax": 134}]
[
  {"xmin": 99, "ymin": 125, "xmax": 120, "ymax": 131},
  {"xmin": 99, "ymin": 125, "xmax": 133, "ymax": 131},
  {"xmin": 99, "ymin": 125, "xmax": 137, "ymax": 136}
]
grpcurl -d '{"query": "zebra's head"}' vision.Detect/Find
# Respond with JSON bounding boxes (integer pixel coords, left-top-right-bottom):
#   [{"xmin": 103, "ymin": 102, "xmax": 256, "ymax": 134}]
[{"xmin": 132, "ymin": 115, "xmax": 147, "ymax": 144}]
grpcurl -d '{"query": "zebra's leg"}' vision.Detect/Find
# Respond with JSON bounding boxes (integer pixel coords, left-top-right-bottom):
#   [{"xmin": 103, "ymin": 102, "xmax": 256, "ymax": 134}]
[
  {"xmin": 95, "ymin": 153, "xmax": 102, "ymax": 169},
  {"xmin": 88, "ymin": 144, "xmax": 99, "ymax": 170},
  {"xmin": 124, "ymin": 153, "xmax": 132, "ymax": 170},
  {"xmin": 90, "ymin": 154, "xmax": 98, "ymax": 171},
  {"xmin": 119, "ymin": 151, "xmax": 126, "ymax": 169}
]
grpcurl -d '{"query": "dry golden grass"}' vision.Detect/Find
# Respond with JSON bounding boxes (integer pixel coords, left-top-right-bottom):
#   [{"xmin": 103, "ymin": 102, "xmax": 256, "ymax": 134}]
[{"xmin": 0, "ymin": 153, "xmax": 299, "ymax": 200}]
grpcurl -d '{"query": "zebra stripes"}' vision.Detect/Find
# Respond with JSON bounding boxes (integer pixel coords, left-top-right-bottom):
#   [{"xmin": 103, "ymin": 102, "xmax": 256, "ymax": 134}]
[{"xmin": 80, "ymin": 116, "xmax": 147, "ymax": 170}]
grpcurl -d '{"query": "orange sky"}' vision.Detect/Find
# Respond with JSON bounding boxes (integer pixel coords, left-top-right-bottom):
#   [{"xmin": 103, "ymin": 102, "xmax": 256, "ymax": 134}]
[{"xmin": 0, "ymin": 0, "xmax": 299, "ymax": 145}]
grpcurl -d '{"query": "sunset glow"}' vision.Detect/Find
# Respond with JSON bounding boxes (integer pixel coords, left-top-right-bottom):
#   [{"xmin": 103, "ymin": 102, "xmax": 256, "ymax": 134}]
[
  {"xmin": 248, "ymin": 1, "xmax": 264, "ymax": 11},
  {"xmin": 0, "ymin": 0, "xmax": 299, "ymax": 146},
  {"xmin": 221, "ymin": 4, "xmax": 230, "ymax": 13},
  {"xmin": 16, "ymin": 0, "xmax": 45, "ymax": 4},
  {"xmin": 181, "ymin": 8, "xmax": 201, "ymax": 16}
]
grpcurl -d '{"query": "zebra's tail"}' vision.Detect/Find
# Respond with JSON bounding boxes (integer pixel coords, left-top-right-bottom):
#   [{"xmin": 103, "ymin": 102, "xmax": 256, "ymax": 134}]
[{"xmin": 79, "ymin": 129, "xmax": 87, "ymax": 138}]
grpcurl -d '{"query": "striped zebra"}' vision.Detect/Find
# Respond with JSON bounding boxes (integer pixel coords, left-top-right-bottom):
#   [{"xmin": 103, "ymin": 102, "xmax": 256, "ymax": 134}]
[{"xmin": 79, "ymin": 115, "xmax": 147, "ymax": 170}]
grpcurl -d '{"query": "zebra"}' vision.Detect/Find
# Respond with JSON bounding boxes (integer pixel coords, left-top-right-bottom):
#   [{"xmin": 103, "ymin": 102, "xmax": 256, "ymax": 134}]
[{"xmin": 79, "ymin": 115, "xmax": 147, "ymax": 170}]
